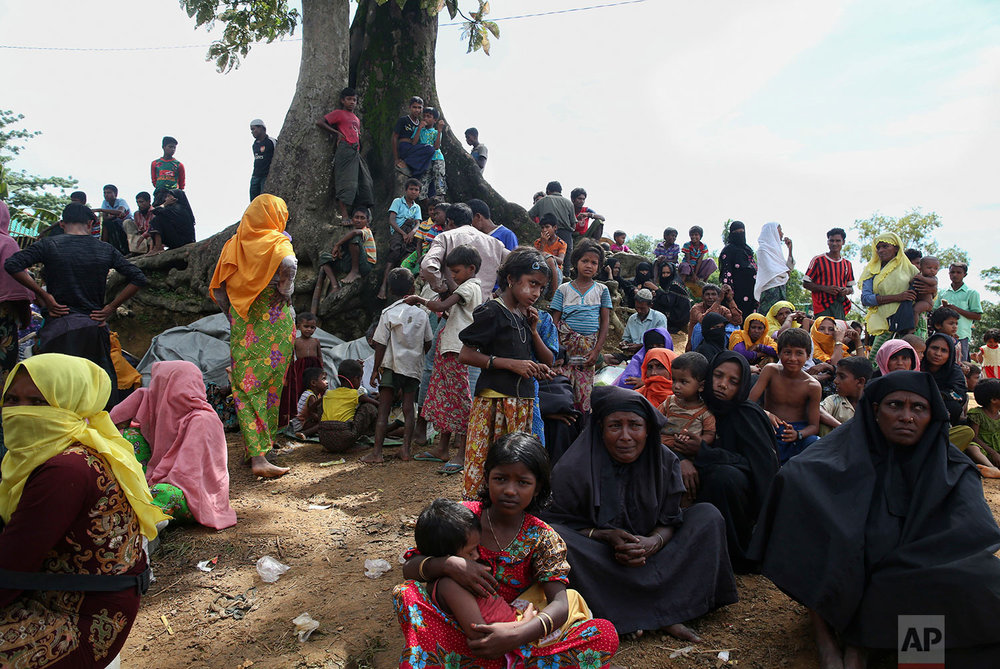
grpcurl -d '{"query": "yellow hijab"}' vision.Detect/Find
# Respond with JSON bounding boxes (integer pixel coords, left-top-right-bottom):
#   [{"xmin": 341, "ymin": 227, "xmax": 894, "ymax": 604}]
[
  {"xmin": 811, "ymin": 316, "xmax": 837, "ymax": 362},
  {"xmin": 858, "ymin": 232, "xmax": 918, "ymax": 336},
  {"xmin": 0, "ymin": 354, "xmax": 168, "ymax": 539},
  {"xmin": 209, "ymin": 194, "xmax": 295, "ymax": 320},
  {"xmin": 764, "ymin": 301, "xmax": 799, "ymax": 335},
  {"xmin": 729, "ymin": 313, "xmax": 777, "ymax": 351}
]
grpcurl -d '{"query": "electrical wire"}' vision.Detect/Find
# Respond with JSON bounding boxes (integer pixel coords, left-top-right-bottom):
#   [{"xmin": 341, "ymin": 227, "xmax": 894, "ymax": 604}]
[{"xmin": 0, "ymin": 0, "xmax": 647, "ymax": 52}]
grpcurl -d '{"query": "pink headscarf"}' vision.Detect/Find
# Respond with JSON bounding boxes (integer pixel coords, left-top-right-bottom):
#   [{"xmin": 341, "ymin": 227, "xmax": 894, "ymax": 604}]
[
  {"xmin": 875, "ymin": 339, "xmax": 919, "ymax": 376},
  {"xmin": 0, "ymin": 202, "xmax": 36, "ymax": 303},
  {"xmin": 110, "ymin": 360, "xmax": 236, "ymax": 529}
]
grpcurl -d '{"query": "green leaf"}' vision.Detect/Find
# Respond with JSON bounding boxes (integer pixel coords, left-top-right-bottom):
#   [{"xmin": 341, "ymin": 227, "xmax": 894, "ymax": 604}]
[{"xmin": 484, "ymin": 20, "xmax": 499, "ymax": 38}]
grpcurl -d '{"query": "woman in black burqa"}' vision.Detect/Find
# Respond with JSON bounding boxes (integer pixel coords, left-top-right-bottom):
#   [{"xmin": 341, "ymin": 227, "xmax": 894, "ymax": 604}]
[
  {"xmin": 718, "ymin": 220, "xmax": 758, "ymax": 314},
  {"xmin": 147, "ymin": 189, "xmax": 196, "ymax": 254},
  {"xmin": 751, "ymin": 371, "xmax": 1000, "ymax": 668},
  {"xmin": 541, "ymin": 385, "xmax": 737, "ymax": 640},
  {"xmin": 684, "ymin": 351, "xmax": 778, "ymax": 573}
]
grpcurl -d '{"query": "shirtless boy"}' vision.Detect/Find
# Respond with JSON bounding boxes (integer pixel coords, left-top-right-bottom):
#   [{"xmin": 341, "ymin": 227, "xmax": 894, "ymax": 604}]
[{"xmin": 749, "ymin": 328, "xmax": 822, "ymax": 465}]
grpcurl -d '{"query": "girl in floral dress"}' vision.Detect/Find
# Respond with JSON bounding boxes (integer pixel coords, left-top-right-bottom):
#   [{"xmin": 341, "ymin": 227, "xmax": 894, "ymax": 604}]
[{"xmin": 394, "ymin": 432, "xmax": 619, "ymax": 668}]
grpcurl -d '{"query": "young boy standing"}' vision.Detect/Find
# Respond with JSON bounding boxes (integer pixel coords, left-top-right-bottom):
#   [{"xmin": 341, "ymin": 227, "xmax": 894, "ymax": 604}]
[
  {"xmin": 316, "ymin": 87, "xmax": 374, "ymax": 221},
  {"xmin": 803, "ymin": 227, "xmax": 855, "ymax": 318},
  {"xmin": 378, "ymin": 179, "xmax": 423, "ymax": 300},
  {"xmin": 934, "ymin": 262, "xmax": 983, "ymax": 361},
  {"xmin": 818, "ymin": 356, "xmax": 871, "ymax": 436},
  {"xmin": 365, "ymin": 268, "xmax": 433, "ymax": 463},
  {"xmin": 151, "ymin": 136, "xmax": 185, "ymax": 191},
  {"xmin": 749, "ymin": 328, "xmax": 822, "ymax": 464},
  {"xmin": 465, "ymin": 127, "xmax": 488, "ymax": 171}
]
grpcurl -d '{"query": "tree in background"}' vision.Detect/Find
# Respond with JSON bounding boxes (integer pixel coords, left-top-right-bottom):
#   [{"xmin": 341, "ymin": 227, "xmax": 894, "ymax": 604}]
[
  {"xmin": 627, "ymin": 233, "xmax": 654, "ymax": 256},
  {"xmin": 844, "ymin": 208, "xmax": 969, "ymax": 267},
  {"xmin": 0, "ymin": 110, "xmax": 75, "ymax": 233}
]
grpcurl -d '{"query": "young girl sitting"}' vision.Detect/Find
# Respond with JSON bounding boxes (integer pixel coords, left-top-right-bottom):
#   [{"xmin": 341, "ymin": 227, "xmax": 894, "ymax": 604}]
[
  {"xmin": 406, "ymin": 245, "xmax": 483, "ymax": 472},
  {"xmin": 969, "ymin": 379, "xmax": 1000, "ymax": 471},
  {"xmin": 395, "ymin": 432, "xmax": 619, "ymax": 668},
  {"xmin": 657, "ymin": 352, "xmax": 716, "ymax": 506},
  {"xmin": 637, "ymin": 348, "xmax": 677, "ymax": 407},
  {"xmin": 550, "ymin": 240, "xmax": 612, "ymax": 413},
  {"xmin": 459, "ymin": 247, "xmax": 555, "ymax": 500},
  {"xmin": 728, "ymin": 313, "xmax": 777, "ymax": 368}
]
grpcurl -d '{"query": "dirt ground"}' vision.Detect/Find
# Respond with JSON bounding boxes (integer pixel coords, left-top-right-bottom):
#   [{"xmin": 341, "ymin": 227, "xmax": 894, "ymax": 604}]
[{"xmin": 122, "ymin": 435, "xmax": 1000, "ymax": 669}]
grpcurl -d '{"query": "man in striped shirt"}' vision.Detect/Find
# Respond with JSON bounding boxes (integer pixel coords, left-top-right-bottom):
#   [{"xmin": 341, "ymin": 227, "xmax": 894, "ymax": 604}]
[{"xmin": 803, "ymin": 227, "xmax": 855, "ymax": 318}]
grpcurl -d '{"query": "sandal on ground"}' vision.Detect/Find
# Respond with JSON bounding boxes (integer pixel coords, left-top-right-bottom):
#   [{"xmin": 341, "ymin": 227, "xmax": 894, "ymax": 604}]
[{"xmin": 437, "ymin": 463, "xmax": 463, "ymax": 475}]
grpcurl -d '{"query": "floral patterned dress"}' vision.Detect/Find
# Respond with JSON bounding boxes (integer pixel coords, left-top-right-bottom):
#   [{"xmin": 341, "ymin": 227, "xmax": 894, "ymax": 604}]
[
  {"xmin": 230, "ymin": 291, "xmax": 295, "ymax": 458},
  {"xmin": 393, "ymin": 502, "xmax": 619, "ymax": 668}
]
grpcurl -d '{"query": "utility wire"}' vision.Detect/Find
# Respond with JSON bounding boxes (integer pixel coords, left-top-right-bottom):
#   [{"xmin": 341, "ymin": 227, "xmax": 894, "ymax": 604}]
[{"xmin": 0, "ymin": 0, "xmax": 646, "ymax": 52}]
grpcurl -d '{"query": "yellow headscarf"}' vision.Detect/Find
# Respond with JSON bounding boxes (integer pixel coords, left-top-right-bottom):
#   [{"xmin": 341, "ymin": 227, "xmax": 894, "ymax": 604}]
[
  {"xmin": 858, "ymin": 232, "xmax": 918, "ymax": 336},
  {"xmin": 729, "ymin": 313, "xmax": 777, "ymax": 351},
  {"xmin": 0, "ymin": 354, "xmax": 168, "ymax": 539},
  {"xmin": 765, "ymin": 301, "xmax": 799, "ymax": 335},
  {"xmin": 209, "ymin": 194, "xmax": 295, "ymax": 320},
  {"xmin": 811, "ymin": 316, "xmax": 837, "ymax": 362}
]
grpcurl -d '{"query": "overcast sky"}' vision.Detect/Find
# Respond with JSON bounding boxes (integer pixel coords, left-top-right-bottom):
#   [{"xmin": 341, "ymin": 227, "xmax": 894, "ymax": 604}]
[{"xmin": 2, "ymin": 0, "xmax": 999, "ymax": 295}]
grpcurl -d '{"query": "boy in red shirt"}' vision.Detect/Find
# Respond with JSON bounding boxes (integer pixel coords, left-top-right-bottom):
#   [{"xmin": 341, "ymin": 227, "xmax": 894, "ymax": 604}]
[
  {"xmin": 151, "ymin": 136, "xmax": 185, "ymax": 191},
  {"xmin": 317, "ymin": 87, "xmax": 374, "ymax": 221}
]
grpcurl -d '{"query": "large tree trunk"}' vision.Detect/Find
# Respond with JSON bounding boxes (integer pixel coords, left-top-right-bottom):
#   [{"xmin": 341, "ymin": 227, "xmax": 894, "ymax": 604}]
[{"xmin": 114, "ymin": 0, "xmax": 529, "ymax": 344}]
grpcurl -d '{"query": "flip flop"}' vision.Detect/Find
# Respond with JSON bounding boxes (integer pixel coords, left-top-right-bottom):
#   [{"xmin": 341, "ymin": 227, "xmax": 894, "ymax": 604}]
[
  {"xmin": 414, "ymin": 451, "xmax": 445, "ymax": 462},
  {"xmin": 438, "ymin": 463, "xmax": 463, "ymax": 475}
]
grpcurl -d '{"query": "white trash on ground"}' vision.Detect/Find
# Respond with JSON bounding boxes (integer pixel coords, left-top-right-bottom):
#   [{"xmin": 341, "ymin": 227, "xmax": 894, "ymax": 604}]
[
  {"xmin": 364, "ymin": 558, "xmax": 392, "ymax": 579},
  {"xmin": 256, "ymin": 556, "xmax": 290, "ymax": 583},
  {"xmin": 292, "ymin": 612, "xmax": 320, "ymax": 642}
]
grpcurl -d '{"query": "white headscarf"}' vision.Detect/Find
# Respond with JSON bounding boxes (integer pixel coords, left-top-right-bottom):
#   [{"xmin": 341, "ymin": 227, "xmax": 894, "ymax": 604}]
[{"xmin": 754, "ymin": 222, "xmax": 792, "ymax": 300}]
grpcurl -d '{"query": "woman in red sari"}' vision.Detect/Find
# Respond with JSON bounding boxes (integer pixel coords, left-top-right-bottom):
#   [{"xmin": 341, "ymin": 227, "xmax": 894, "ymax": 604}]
[{"xmin": 394, "ymin": 432, "xmax": 619, "ymax": 668}]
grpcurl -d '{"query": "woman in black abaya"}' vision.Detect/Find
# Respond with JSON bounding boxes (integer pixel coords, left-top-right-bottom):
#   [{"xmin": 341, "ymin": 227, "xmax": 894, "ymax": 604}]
[
  {"xmin": 751, "ymin": 371, "xmax": 1000, "ymax": 668},
  {"xmin": 542, "ymin": 385, "xmax": 737, "ymax": 640},
  {"xmin": 719, "ymin": 221, "xmax": 758, "ymax": 314}
]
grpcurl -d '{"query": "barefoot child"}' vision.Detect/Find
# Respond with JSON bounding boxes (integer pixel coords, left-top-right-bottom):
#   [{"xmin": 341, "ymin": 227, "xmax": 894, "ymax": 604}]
[
  {"xmin": 459, "ymin": 248, "xmax": 555, "ymax": 499},
  {"xmin": 818, "ymin": 356, "xmax": 871, "ymax": 436},
  {"xmin": 911, "ymin": 255, "xmax": 939, "ymax": 319},
  {"xmin": 290, "ymin": 367, "xmax": 327, "ymax": 438},
  {"xmin": 312, "ymin": 207, "xmax": 377, "ymax": 310},
  {"xmin": 278, "ymin": 311, "xmax": 323, "ymax": 428},
  {"xmin": 653, "ymin": 227, "xmax": 680, "ymax": 263},
  {"xmin": 396, "ymin": 433, "xmax": 619, "ymax": 668},
  {"xmin": 749, "ymin": 328, "xmax": 822, "ymax": 465},
  {"xmin": 366, "ymin": 268, "xmax": 433, "ymax": 463},
  {"xmin": 318, "ymin": 359, "xmax": 379, "ymax": 453},
  {"xmin": 405, "ymin": 245, "xmax": 483, "ymax": 472},
  {"xmin": 679, "ymin": 226, "xmax": 717, "ymax": 284},
  {"xmin": 657, "ymin": 352, "xmax": 716, "ymax": 506},
  {"xmin": 550, "ymin": 240, "xmax": 611, "ymax": 413}
]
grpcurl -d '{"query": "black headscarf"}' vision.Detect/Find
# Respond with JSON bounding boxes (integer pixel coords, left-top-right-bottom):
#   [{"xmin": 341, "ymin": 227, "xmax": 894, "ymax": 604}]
[
  {"xmin": 696, "ymin": 312, "xmax": 728, "ymax": 361},
  {"xmin": 651, "ymin": 259, "xmax": 691, "ymax": 334},
  {"xmin": 699, "ymin": 351, "xmax": 778, "ymax": 518},
  {"xmin": 724, "ymin": 221, "xmax": 753, "ymax": 258},
  {"xmin": 719, "ymin": 221, "xmax": 758, "ymax": 314},
  {"xmin": 543, "ymin": 385, "xmax": 685, "ymax": 535},
  {"xmin": 751, "ymin": 371, "xmax": 1000, "ymax": 649},
  {"xmin": 602, "ymin": 257, "xmax": 620, "ymax": 283},
  {"xmin": 921, "ymin": 333, "xmax": 967, "ymax": 424},
  {"xmin": 622, "ymin": 261, "xmax": 652, "ymax": 307}
]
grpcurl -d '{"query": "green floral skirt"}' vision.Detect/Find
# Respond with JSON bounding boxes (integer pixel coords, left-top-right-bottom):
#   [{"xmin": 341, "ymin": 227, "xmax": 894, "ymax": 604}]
[{"xmin": 122, "ymin": 427, "xmax": 194, "ymax": 523}]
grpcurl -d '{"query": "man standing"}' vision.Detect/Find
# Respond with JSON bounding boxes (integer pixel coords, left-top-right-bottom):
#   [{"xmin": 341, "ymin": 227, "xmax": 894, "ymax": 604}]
[
  {"xmin": 803, "ymin": 227, "xmax": 855, "ymax": 318},
  {"xmin": 465, "ymin": 127, "xmax": 488, "ymax": 171},
  {"xmin": 935, "ymin": 262, "xmax": 983, "ymax": 361},
  {"xmin": 249, "ymin": 119, "xmax": 276, "ymax": 201},
  {"xmin": 527, "ymin": 181, "xmax": 576, "ymax": 271},
  {"xmin": 468, "ymin": 199, "xmax": 518, "ymax": 250}
]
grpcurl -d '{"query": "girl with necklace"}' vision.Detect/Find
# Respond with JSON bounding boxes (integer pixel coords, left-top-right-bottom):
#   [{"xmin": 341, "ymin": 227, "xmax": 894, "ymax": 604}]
[{"xmin": 458, "ymin": 248, "xmax": 556, "ymax": 500}]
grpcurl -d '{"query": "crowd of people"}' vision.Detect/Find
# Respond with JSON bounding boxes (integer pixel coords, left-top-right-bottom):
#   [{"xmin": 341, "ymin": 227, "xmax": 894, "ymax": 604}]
[{"xmin": 1, "ymin": 90, "xmax": 1000, "ymax": 669}]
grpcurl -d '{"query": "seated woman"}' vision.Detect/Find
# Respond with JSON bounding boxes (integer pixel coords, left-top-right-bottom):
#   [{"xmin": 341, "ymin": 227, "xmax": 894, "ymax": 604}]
[
  {"xmin": 728, "ymin": 313, "xmax": 777, "ymax": 368},
  {"xmin": 764, "ymin": 300, "xmax": 804, "ymax": 337},
  {"xmin": 110, "ymin": 360, "xmax": 237, "ymax": 530},
  {"xmin": 614, "ymin": 327, "xmax": 672, "ymax": 389},
  {"xmin": 692, "ymin": 352, "xmax": 779, "ymax": 572},
  {"xmin": 0, "ymin": 354, "xmax": 167, "ymax": 665},
  {"xmin": 874, "ymin": 338, "xmax": 919, "ymax": 376},
  {"xmin": 145, "ymin": 189, "xmax": 196, "ymax": 255},
  {"xmin": 542, "ymin": 385, "xmax": 738, "ymax": 640},
  {"xmin": 636, "ymin": 348, "xmax": 677, "ymax": 407},
  {"xmin": 395, "ymin": 432, "xmax": 619, "ymax": 668},
  {"xmin": 752, "ymin": 371, "xmax": 1000, "ymax": 668}
]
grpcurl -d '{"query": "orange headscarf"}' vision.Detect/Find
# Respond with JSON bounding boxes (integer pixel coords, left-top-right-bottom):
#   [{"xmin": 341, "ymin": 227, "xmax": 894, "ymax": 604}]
[
  {"xmin": 639, "ymin": 348, "xmax": 677, "ymax": 407},
  {"xmin": 209, "ymin": 195, "xmax": 295, "ymax": 319},
  {"xmin": 811, "ymin": 316, "xmax": 838, "ymax": 362},
  {"xmin": 729, "ymin": 313, "xmax": 776, "ymax": 352}
]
